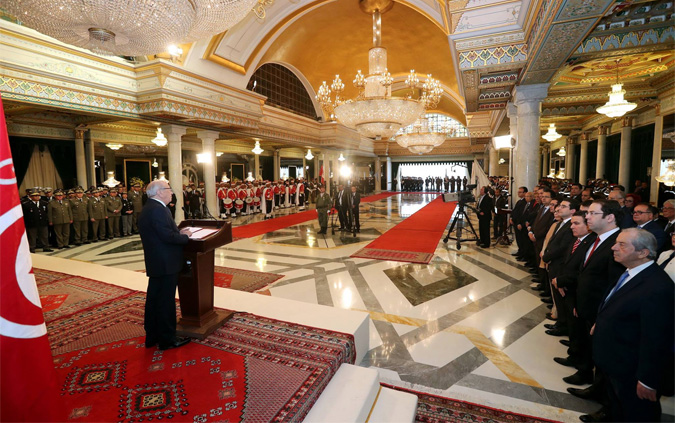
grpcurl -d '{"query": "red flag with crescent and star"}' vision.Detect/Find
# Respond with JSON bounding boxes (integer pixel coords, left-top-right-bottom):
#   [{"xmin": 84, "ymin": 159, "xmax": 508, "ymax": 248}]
[{"xmin": 0, "ymin": 94, "xmax": 64, "ymax": 421}]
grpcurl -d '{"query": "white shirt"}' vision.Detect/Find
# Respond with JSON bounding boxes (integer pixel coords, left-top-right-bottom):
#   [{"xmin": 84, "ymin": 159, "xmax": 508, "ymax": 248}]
[
  {"xmin": 151, "ymin": 197, "xmax": 167, "ymax": 208},
  {"xmin": 657, "ymin": 250, "xmax": 675, "ymax": 283}
]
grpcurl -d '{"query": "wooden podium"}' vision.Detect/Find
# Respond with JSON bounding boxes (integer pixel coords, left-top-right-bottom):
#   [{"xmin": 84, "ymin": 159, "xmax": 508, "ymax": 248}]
[{"xmin": 176, "ymin": 219, "xmax": 233, "ymax": 339}]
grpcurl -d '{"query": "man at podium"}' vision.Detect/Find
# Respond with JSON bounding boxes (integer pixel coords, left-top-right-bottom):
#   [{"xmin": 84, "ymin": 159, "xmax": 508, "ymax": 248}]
[{"xmin": 138, "ymin": 180, "xmax": 192, "ymax": 351}]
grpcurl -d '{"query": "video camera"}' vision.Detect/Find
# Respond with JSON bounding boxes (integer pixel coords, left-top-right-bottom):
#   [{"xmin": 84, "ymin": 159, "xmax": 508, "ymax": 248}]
[{"xmin": 441, "ymin": 184, "xmax": 476, "ymax": 204}]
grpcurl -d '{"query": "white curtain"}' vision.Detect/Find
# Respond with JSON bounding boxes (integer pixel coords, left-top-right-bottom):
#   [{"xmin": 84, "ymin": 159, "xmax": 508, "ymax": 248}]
[
  {"xmin": 470, "ymin": 159, "xmax": 490, "ymax": 197},
  {"xmin": 19, "ymin": 145, "xmax": 62, "ymax": 193}
]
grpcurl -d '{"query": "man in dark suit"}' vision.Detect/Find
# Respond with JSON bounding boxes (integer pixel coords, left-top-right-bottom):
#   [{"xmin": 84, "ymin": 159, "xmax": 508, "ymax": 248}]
[
  {"xmin": 22, "ymin": 190, "xmax": 53, "ymax": 253},
  {"xmin": 564, "ymin": 200, "xmax": 625, "ymax": 389},
  {"xmin": 518, "ymin": 191, "xmax": 539, "ymax": 264},
  {"xmin": 541, "ymin": 199, "xmax": 579, "ymax": 336},
  {"xmin": 334, "ymin": 184, "xmax": 350, "ymax": 230},
  {"xmin": 632, "ymin": 203, "xmax": 666, "ymax": 253},
  {"xmin": 477, "ymin": 186, "xmax": 494, "ymax": 248},
  {"xmin": 138, "ymin": 180, "xmax": 191, "ymax": 351},
  {"xmin": 493, "ymin": 189, "xmax": 508, "ymax": 238},
  {"xmin": 348, "ymin": 185, "xmax": 361, "ymax": 232},
  {"xmin": 608, "ymin": 189, "xmax": 636, "ymax": 229},
  {"xmin": 661, "ymin": 199, "xmax": 675, "ymax": 237},
  {"xmin": 527, "ymin": 188, "xmax": 555, "ymax": 290},
  {"xmin": 510, "ymin": 186, "xmax": 527, "ymax": 257},
  {"xmin": 569, "ymin": 183, "xmax": 583, "ymax": 202},
  {"xmin": 593, "ymin": 228, "xmax": 674, "ymax": 422}
]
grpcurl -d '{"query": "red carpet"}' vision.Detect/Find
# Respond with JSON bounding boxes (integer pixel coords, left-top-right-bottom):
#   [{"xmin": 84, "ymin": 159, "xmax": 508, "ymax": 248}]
[
  {"xmin": 351, "ymin": 197, "xmax": 457, "ymax": 264},
  {"xmin": 382, "ymin": 384, "xmax": 560, "ymax": 423},
  {"xmin": 214, "ymin": 266, "xmax": 284, "ymax": 292},
  {"xmin": 231, "ymin": 192, "xmax": 398, "ymax": 240},
  {"xmin": 38, "ymin": 271, "xmax": 356, "ymax": 422}
]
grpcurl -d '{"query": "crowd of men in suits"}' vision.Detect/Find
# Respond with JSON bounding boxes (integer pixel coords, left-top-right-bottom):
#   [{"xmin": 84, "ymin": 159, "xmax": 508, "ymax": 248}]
[
  {"xmin": 311, "ymin": 184, "xmax": 361, "ymax": 234},
  {"xmin": 401, "ymin": 175, "xmax": 469, "ymax": 192},
  {"xmin": 506, "ymin": 180, "xmax": 674, "ymax": 422},
  {"xmin": 21, "ymin": 183, "xmax": 146, "ymax": 253}
]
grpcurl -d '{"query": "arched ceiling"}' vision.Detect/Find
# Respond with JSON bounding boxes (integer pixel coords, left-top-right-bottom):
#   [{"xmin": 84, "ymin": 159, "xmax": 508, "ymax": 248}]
[{"xmin": 256, "ymin": 0, "xmax": 463, "ymax": 122}]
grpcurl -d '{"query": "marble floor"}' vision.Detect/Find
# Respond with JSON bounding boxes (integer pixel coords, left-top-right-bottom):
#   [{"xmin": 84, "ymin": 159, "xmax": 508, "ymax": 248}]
[{"xmin": 38, "ymin": 193, "xmax": 674, "ymax": 422}]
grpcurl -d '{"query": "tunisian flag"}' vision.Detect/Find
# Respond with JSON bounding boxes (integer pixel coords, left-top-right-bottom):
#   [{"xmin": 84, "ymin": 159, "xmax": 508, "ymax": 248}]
[{"xmin": 0, "ymin": 95, "xmax": 64, "ymax": 421}]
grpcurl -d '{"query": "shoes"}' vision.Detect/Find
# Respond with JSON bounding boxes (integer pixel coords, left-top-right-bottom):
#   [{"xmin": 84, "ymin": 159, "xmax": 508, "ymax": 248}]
[
  {"xmin": 63, "ymin": 245, "xmax": 71, "ymax": 248},
  {"xmin": 92, "ymin": 240, "xmax": 98, "ymax": 243},
  {"xmin": 579, "ymin": 407, "xmax": 609, "ymax": 422},
  {"xmin": 84, "ymin": 241, "xmax": 91, "ymax": 244},
  {"xmin": 30, "ymin": 249, "xmax": 36, "ymax": 253},
  {"xmin": 546, "ymin": 313, "xmax": 557, "ymax": 321},
  {"xmin": 539, "ymin": 292, "xmax": 551, "ymax": 297},
  {"xmin": 43, "ymin": 248, "xmax": 54, "ymax": 252},
  {"xmin": 546, "ymin": 304, "xmax": 553, "ymax": 309},
  {"xmin": 75, "ymin": 243, "xmax": 82, "ymax": 246},
  {"xmin": 563, "ymin": 371, "xmax": 593, "ymax": 386},
  {"xmin": 554, "ymin": 357, "xmax": 578, "ymax": 367},
  {"xmin": 158, "ymin": 337, "xmax": 191, "ymax": 351},
  {"xmin": 544, "ymin": 323, "xmax": 559, "ymax": 330},
  {"xmin": 511, "ymin": 252, "xmax": 520, "ymax": 256},
  {"xmin": 568, "ymin": 386, "xmax": 602, "ymax": 401},
  {"xmin": 560, "ymin": 339, "xmax": 571, "ymax": 347},
  {"xmin": 145, "ymin": 339, "xmax": 157, "ymax": 348},
  {"xmin": 541, "ymin": 297, "xmax": 553, "ymax": 304},
  {"xmin": 546, "ymin": 328, "xmax": 568, "ymax": 336}
]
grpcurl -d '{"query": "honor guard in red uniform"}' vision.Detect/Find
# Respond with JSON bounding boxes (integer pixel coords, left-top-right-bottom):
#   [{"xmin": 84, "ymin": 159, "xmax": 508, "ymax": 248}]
[
  {"xmin": 273, "ymin": 182, "xmax": 280, "ymax": 209},
  {"xmin": 296, "ymin": 178, "xmax": 306, "ymax": 210},
  {"xmin": 262, "ymin": 182, "xmax": 274, "ymax": 219}
]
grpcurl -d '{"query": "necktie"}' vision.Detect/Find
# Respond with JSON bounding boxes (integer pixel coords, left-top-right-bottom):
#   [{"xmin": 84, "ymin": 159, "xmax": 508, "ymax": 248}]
[
  {"xmin": 553, "ymin": 221, "xmax": 562, "ymax": 235},
  {"xmin": 660, "ymin": 251, "xmax": 675, "ymax": 270},
  {"xmin": 571, "ymin": 238, "xmax": 581, "ymax": 255},
  {"xmin": 584, "ymin": 237, "xmax": 601, "ymax": 266},
  {"xmin": 666, "ymin": 222, "xmax": 673, "ymax": 233},
  {"xmin": 603, "ymin": 270, "xmax": 630, "ymax": 305}
]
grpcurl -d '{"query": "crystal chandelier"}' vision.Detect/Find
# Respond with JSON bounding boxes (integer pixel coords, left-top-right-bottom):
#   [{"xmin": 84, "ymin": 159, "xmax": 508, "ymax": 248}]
[
  {"xmin": 102, "ymin": 171, "xmax": 120, "ymax": 187},
  {"xmin": 597, "ymin": 60, "xmax": 637, "ymax": 118},
  {"xmin": 105, "ymin": 143, "xmax": 123, "ymax": 150},
  {"xmin": 305, "ymin": 149, "xmax": 314, "ymax": 160},
  {"xmin": 655, "ymin": 160, "xmax": 675, "ymax": 187},
  {"xmin": 338, "ymin": 153, "xmax": 346, "ymax": 161},
  {"xmin": 542, "ymin": 123, "xmax": 561, "ymax": 142},
  {"xmin": 6, "ymin": 0, "xmax": 273, "ymax": 56},
  {"xmin": 315, "ymin": 2, "xmax": 441, "ymax": 140},
  {"xmin": 251, "ymin": 140, "xmax": 263, "ymax": 155},
  {"xmin": 557, "ymin": 146, "xmax": 566, "ymax": 157},
  {"xmin": 152, "ymin": 158, "xmax": 159, "ymax": 167},
  {"xmin": 394, "ymin": 115, "xmax": 451, "ymax": 155},
  {"xmin": 152, "ymin": 128, "xmax": 168, "ymax": 147}
]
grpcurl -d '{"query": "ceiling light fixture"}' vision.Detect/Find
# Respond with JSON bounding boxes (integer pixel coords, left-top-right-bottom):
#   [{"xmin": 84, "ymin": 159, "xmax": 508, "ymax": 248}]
[
  {"xmin": 6, "ymin": 0, "xmax": 272, "ymax": 56},
  {"xmin": 305, "ymin": 149, "xmax": 314, "ymax": 160},
  {"xmin": 315, "ymin": 0, "xmax": 441, "ymax": 140},
  {"xmin": 152, "ymin": 128, "xmax": 168, "ymax": 147},
  {"xmin": 557, "ymin": 146, "xmax": 567, "ymax": 157},
  {"xmin": 393, "ymin": 115, "xmax": 452, "ymax": 155},
  {"xmin": 542, "ymin": 123, "xmax": 562, "ymax": 142},
  {"xmin": 152, "ymin": 158, "xmax": 159, "ymax": 168},
  {"xmin": 655, "ymin": 159, "xmax": 675, "ymax": 187},
  {"xmin": 338, "ymin": 153, "xmax": 346, "ymax": 161},
  {"xmin": 105, "ymin": 143, "xmax": 123, "ymax": 150},
  {"xmin": 597, "ymin": 59, "xmax": 637, "ymax": 118},
  {"xmin": 251, "ymin": 140, "xmax": 264, "ymax": 155}
]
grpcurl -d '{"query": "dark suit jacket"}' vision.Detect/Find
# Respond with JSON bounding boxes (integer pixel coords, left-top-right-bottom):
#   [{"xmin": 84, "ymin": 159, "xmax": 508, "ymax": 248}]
[
  {"xmin": 511, "ymin": 198, "xmax": 527, "ymax": 224},
  {"xmin": 640, "ymin": 220, "xmax": 667, "ymax": 254},
  {"xmin": 348, "ymin": 191, "xmax": 361, "ymax": 209},
  {"xmin": 138, "ymin": 199, "xmax": 189, "ymax": 277},
  {"xmin": 477, "ymin": 194, "xmax": 494, "ymax": 220},
  {"xmin": 523, "ymin": 201, "xmax": 540, "ymax": 226},
  {"xmin": 593, "ymin": 263, "xmax": 674, "ymax": 392},
  {"xmin": 531, "ymin": 206, "xmax": 555, "ymax": 251},
  {"xmin": 541, "ymin": 220, "xmax": 575, "ymax": 279},
  {"xmin": 576, "ymin": 229, "xmax": 625, "ymax": 322},
  {"xmin": 555, "ymin": 233, "xmax": 598, "ymax": 305},
  {"xmin": 618, "ymin": 206, "xmax": 636, "ymax": 229}
]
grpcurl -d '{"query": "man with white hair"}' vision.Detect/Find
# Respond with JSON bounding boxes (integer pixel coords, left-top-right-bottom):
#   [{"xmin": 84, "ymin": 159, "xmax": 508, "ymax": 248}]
[
  {"xmin": 138, "ymin": 180, "xmax": 192, "ymax": 351},
  {"xmin": 593, "ymin": 228, "xmax": 673, "ymax": 422}
]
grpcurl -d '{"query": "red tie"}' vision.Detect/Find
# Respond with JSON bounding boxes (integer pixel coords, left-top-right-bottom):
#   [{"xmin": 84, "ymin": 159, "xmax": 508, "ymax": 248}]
[
  {"xmin": 584, "ymin": 237, "xmax": 601, "ymax": 266},
  {"xmin": 571, "ymin": 239, "xmax": 581, "ymax": 255}
]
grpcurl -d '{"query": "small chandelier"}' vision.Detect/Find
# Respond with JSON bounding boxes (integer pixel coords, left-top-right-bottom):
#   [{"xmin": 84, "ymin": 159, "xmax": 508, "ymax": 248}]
[
  {"xmin": 152, "ymin": 158, "xmax": 159, "ymax": 168},
  {"xmin": 221, "ymin": 172, "xmax": 230, "ymax": 183},
  {"xmin": 106, "ymin": 143, "xmax": 123, "ymax": 150},
  {"xmin": 152, "ymin": 128, "xmax": 168, "ymax": 147},
  {"xmin": 6, "ymin": 0, "xmax": 271, "ymax": 56},
  {"xmin": 246, "ymin": 172, "xmax": 255, "ymax": 182},
  {"xmin": 158, "ymin": 171, "xmax": 168, "ymax": 182},
  {"xmin": 597, "ymin": 59, "xmax": 637, "ymax": 118},
  {"xmin": 338, "ymin": 153, "xmax": 346, "ymax": 161},
  {"xmin": 393, "ymin": 115, "xmax": 450, "ymax": 155},
  {"xmin": 499, "ymin": 158, "xmax": 506, "ymax": 164},
  {"xmin": 252, "ymin": 140, "xmax": 264, "ymax": 155},
  {"xmin": 305, "ymin": 149, "xmax": 314, "ymax": 160},
  {"xmin": 216, "ymin": 151, "xmax": 223, "ymax": 157},
  {"xmin": 655, "ymin": 160, "xmax": 675, "ymax": 187},
  {"xmin": 557, "ymin": 146, "xmax": 567, "ymax": 157},
  {"xmin": 542, "ymin": 124, "xmax": 562, "ymax": 142},
  {"xmin": 315, "ymin": 1, "xmax": 441, "ymax": 140},
  {"xmin": 102, "ymin": 171, "xmax": 120, "ymax": 187}
]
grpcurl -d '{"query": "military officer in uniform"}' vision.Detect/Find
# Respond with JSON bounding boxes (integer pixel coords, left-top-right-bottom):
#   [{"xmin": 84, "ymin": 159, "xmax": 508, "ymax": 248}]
[
  {"xmin": 128, "ymin": 183, "xmax": 143, "ymax": 233},
  {"xmin": 47, "ymin": 189, "xmax": 73, "ymax": 249},
  {"xmin": 70, "ymin": 187, "xmax": 89, "ymax": 245},
  {"xmin": 22, "ymin": 190, "xmax": 52, "ymax": 253},
  {"xmin": 316, "ymin": 185, "xmax": 332, "ymax": 235},
  {"xmin": 88, "ymin": 189, "xmax": 108, "ymax": 241},
  {"xmin": 106, "ymin": 188, "xmax": 122, "ymax": 238}
]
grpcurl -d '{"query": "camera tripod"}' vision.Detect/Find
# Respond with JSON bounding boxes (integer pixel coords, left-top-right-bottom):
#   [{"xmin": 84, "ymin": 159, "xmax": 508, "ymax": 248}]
[{"xmin": 443, "ymin": 202, "xmax": 479, "ymax": 250}]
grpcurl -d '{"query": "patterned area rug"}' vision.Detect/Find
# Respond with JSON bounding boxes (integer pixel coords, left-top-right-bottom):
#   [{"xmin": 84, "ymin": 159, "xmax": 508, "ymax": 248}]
[
  {"xmin": 39, "ymin": 271, "xmax": 355, "ymax": 422},
  {"xmin": 381, "ymin": 384, "xmax": 560, "ymax": 423},
  {"xmin": 214, "ymin": 266, "xmax": 284, "ymax": 292}
]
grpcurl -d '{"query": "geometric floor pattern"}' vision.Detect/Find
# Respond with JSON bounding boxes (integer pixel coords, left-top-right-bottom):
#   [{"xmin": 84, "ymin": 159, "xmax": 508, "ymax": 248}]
[{"xmin": 42, "ymin": 193, "xmax": 675, "ymax": 422}]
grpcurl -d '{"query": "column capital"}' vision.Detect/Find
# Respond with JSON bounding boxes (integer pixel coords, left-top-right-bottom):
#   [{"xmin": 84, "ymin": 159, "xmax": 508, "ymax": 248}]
[
  {"xmin": 597, "ymin": 125, "xmax": 609, "ymax": 136},
  {"xmin": 654, "ymin": 102, "xmax": 661, "ymax": 116},
  {"xmin": 506, "ymin": 101, "xmax": 518, "ymax": 118},
  {"xmin": 74, "ymin": 125, "xmax": 88, "ymax": 139},
  {"xmin": 195, "ymin": 130, "xmax": 220, "ymax": 142},
  {"xmin": 621, "ymin": 116, "xmax": 634, "ymax": 128},
  {"xmin": 159, "ymin": 124, "xmax": 187, "ymax": 139},
  {"xmin": 514, "ymin": 83, "xmax": 549, "ymax": 104}
]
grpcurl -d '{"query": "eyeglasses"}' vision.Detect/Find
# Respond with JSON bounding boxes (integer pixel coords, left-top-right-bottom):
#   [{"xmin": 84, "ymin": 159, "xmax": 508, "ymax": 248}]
[
  {"xmin": 585, "ymin": 211, "xmax": 604, "ymax": 216},
  {"xmin": 632, "ymin": 211, "xmax": 652, "ymax": 215}
]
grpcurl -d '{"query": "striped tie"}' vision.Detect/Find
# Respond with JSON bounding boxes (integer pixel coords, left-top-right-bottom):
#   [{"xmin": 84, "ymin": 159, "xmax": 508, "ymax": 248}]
[
  {"xmin": 584, "ymin": 237, "xmax": 601, "ymax": 266},
  {"xmin": 571, "ymin": 238, "xmax": 581, "ymax": 255}
]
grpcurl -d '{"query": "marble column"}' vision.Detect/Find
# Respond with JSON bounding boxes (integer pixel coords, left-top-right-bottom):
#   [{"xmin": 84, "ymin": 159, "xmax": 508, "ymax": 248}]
[
  {"xmin": 489, "ymin": 145, "xmax": 499, "ymax": 176},
  {"xmin": 618, "ymin": 116, "xmax": 633, "ymax": 188},
  {"xmin": 650, "ymin": 105, "xmax": 664, "ymax": 202},
  {"xmin": 321, "ymin": 153, "xmax": 329, "ymax": 195},
  {"xmin": 386, "ymin": 156, "xmax": 392, "ymax": 191},
  {"xmin": 85, "ymin": 137, "xmax": 97, "ymax": 188},
  {"xmin": 314, "ymin": 155, "xmax": 319, "ymax": 180},
  {"xmin": 302, "ymin": 156, "xmax": 306, "ymax": 179},
  {"xmin": 579, "ymin": 132, "xmax": 589, "ymax": 185},
  {"xmin": 196, "ymin": 130, "xmax": 218, "ymax": 218},
  {"xmin": 332, "ymin": 155, "xmax": 340, "ymax": 187},
  {"xmin": 74, "ymin": 127, "xmax": 88, "ymax": 188},
  {"xmin": 273, "ymin": 149, "xmax": 280, "ymax": 181},
  {"xmin": 375, "ymin": 157, "xmax": 382, "ymax": 193},
  {"xmin": 596, "ymin": 125, "xmax": 608, "ymax": 179},
  {"xmin": 565, "ymin": 136, "xmax": 576, "ymax": 180},
  {"xmin": 514, "ymin": 84, "xmax": 549, "ymax": 190},
  {"xmin": 507, "ymin": 102, "xmax": 518, "ymax": 206},
  {"xmin": 254, "ymin": 153, "xmax": 260, "ymax": 180},
  {"xmin": 161, "ymin": 124, "xmax": 186, "ymax": 223}
]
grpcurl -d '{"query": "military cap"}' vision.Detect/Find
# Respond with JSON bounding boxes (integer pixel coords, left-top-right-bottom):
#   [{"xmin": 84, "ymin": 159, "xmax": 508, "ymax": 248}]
[
  {"xmin": 109, "ymin": 188, "xmax": 118, "ymax": 193},
  {"xmin": 54, "ymin": 189, "xmax": 65, "ymax": 196},
  {"xmin": 29, "ymin": 189, "xmax": 41, "ymax": 196},
  {"xmin": 74, "ymin": 188, "xmax": 84, "ymax": 193},
  {"xmin": 44, "ymin": 187, "xmax": 53, "ymax": 193}
]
